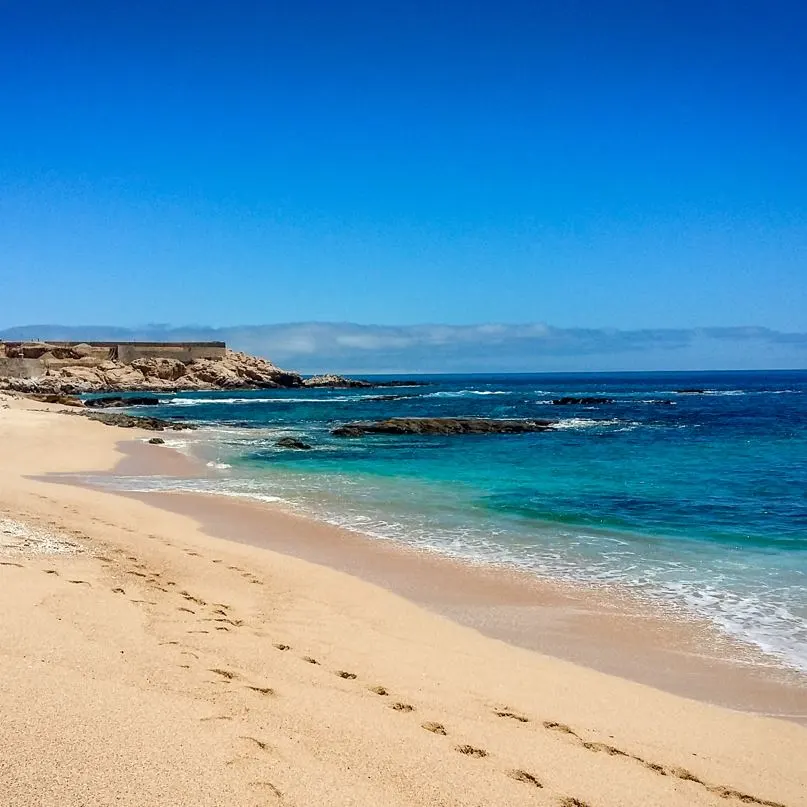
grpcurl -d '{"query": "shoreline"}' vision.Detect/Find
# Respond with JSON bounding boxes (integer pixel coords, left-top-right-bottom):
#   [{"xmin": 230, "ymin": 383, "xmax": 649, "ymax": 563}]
[
  {"xmin": 3, "ymin": 396, "xmax": 807, "ymax": 807},
  {"xmin": 71, "ymin": 438, "xmax": 807, "ymax": 721}
]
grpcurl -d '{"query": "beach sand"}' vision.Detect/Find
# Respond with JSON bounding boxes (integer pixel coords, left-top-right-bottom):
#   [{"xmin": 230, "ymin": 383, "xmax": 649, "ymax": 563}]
[{"xmin": 1, "ymin": 393, "xmax": 806, "ymax": 807}]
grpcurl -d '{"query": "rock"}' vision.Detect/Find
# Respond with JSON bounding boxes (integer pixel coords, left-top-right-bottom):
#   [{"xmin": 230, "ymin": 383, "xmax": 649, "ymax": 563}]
[
  {"xmin": 29, "ymin": 393, "xmax": 85, "ymax": 407},
  {"xmin": 148, "ymin": 437, "xmax": 165, "ymax": 444},
  {"xmin": 675, "ymin": 389, "xmax": 707, "ymax": 394},
  {"xmin": 552, "ymin": 397, "xmax": 614, "ymax": 406},
  {"xmin": 275, "ymin": 436, "xmax": 312, "ymax": 450},
  {"xmin": 79, "ymin": 411, "xmax": 198, "ymax": 431},
  {"xmin": 1, "ymin": 347, "xmax": 303, "ymax": 393},
  {"xmin": 130, "ymin": 357, "xmax": 187, "ymax": 381},
  {"xmin": 102, "ymin": 366, "xmax": 147, "ymax": 387},
  {"xmin": 84, "ymin": 395, "xmax": 162, "ymax": 408},
  {"xmin": 303, "ymin": 374, "xmax": 373, "ymax": 388},
  {"xmin": 332, "ymin": 417, "xmax": 555, "ymax": 437}
]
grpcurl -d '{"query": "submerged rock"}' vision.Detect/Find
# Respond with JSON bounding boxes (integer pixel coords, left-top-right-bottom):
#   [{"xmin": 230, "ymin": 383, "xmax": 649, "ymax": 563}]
[
  {"xmin": 552, "ymin": 397, "xmax": 614, "ymax": 406},
  {"xmin": 274, "ymin": 436, "xmax": 313, "ymax": 450},
  {"xmin": 332, "ymin": 417, "xmax": 555, "ymax": 437}
]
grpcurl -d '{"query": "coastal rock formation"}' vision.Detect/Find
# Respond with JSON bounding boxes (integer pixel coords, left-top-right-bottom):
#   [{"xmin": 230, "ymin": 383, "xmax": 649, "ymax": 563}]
[
  {"xmin": 303, "ymin": 374, "xmax": 373, "ymax": 388},
  {"xmin": 332, "ymin": 417, "xmax": 555, "ymax": 437},
  {"xmin": 0, "ymin": 346, "xmax": 303, "ymax": 394},
  {"xmin": 552, "ymin": 397, "xmax": 615, "ymax": 405},
  {"xmin": 84, "ymin": 395, "xmax": 162, "ymax": 408},
  {"xmin": 78, "ymin": 411, "xmax": 198, "ymax": 431}
]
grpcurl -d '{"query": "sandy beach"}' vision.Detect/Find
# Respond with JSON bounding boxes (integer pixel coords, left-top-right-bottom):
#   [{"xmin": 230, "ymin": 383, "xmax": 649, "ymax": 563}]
[{"xmin": 2, "ymin": 393, "xmax": 806, "ymax": 807}]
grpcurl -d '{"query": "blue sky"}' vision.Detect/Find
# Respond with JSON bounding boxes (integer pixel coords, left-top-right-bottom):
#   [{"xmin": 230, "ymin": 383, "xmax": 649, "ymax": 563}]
[{"xmin": 1, "ymin": 1, "xmax": 806, "ymax": 366}]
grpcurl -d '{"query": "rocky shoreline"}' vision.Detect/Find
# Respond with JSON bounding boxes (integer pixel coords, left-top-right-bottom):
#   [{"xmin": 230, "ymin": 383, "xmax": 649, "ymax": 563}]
[{"xmin": 0, "ymin": 342, "xmax": 420, "ymax": 394}]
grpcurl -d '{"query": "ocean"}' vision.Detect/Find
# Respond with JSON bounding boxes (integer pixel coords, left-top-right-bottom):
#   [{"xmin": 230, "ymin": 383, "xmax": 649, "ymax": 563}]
[{"xmin": 87, "ymin": 370, "xmax": 807, "ymax": 673}]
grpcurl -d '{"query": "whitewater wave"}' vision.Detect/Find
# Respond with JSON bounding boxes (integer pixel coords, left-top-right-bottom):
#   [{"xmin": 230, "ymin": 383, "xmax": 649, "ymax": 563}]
[
  {"xmin": 550, "ymin": 418, "xmax": 625, "ymax": 430},
  {"xmin": 423, "ymin": 390, "xmax": 511, "ymax": 398}
]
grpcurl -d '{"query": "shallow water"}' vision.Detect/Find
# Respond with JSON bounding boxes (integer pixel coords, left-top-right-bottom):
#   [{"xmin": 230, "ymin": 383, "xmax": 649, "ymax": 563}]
[{"xmin": 85, "ymin": 370, "xmax": 807, "ymax": 672}]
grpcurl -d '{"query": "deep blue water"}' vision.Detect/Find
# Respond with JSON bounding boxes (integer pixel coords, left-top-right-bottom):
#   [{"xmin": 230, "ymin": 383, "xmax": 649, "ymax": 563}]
[{"xmin": 88, "ymin": 371, "xmax": 807, "ymax": 671}]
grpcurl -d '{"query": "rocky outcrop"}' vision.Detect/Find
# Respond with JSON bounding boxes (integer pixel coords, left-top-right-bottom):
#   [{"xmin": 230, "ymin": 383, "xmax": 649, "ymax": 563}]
[
  {"xmin": 552, "ymin": 397, "xmax": 614, "ymax": 406},
  {"xmin": 29, "ymin": 393, "xmax": 85, "ymax": 406},
  {"xmin": 332, "ymin": 417, "xmax": 555, "ymax": 437},
  {"xmin": 303, "ymin": 374, "xmax": 373, "ymax": 388},
  {"xmin": 275, "ymin": 436, "xmax": 313, "ymax": 450},
  {"xmin": 78, "ymin": 411, "xmax": 198, "ymax": 431},
  {"xmin": 0, "ymin": 349, "xmax": 303, "ymax": 394},
  {"xmin": 84, "ymin": 395, "xmax": 162, "ymax": 408}
]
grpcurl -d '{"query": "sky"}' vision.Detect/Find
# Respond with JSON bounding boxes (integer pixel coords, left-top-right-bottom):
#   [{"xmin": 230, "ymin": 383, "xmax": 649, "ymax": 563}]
[{"xmin": 1, "ymin": 1, "xmax": 806, "ymax": 369}]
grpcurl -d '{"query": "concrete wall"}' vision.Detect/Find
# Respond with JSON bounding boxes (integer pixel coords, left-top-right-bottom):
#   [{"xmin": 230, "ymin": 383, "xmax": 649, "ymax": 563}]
[
  {"xmin": 0, "ymin": 357, "xmax": 46, "ymax": 379},
  {"xmin": 116, "ymin": 343, "xmax": 226, "ymax": 363}
]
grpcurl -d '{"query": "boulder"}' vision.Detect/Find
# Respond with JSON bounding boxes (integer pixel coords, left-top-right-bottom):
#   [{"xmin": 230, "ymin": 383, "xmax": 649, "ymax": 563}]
[
  {"xmin": 131, "ymin": 357, "xmax": 187, "ymax": 381},
  {"xmin": 275, "ymin": 436, "xmax": 312, "ymax": 450},
  {"xmin": 148, "ymin": 437, "xmax": 166, "ymax": 445},
  {"xmin": 101, "ymin": 366, "xmax": 148, "ymax": 388},
  {"xmin": 332, "ymin": 417, "xmax": 555, "ymax": 437},
  {"xmin": 29, "ymin": 393, "xmax": 85, "ymax": 407}
]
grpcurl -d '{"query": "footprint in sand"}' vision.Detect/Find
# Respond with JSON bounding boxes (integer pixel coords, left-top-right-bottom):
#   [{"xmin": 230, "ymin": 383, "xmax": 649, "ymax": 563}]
[
  {"xmin": 559, "ymin": 799, "xmax": 591, "ymax": 807},
  {"xmin": 494, "ymin": 709, "xmax": 529, "ymax": 723},
  {"xmin": 302, "ymin": 656, "xmax": 319, "ymax": 665},
  {"xmin": 68, "ymin": 579, "xmax": 90, "ymax": 585},
  {"xmin": 369, "ymin": 685, "xmax": 388, "ymax": 696},
  {"xmin": 111, "ymin": 587, "xmax": 125, "ymax": 594},
  {"xmin": 177, "ymin": 607, "xmax": 195, "ymax": 614},
  {"xmin": 543, "ymin": 721, "xmax": 577, "ymax": 735},
  {"xmin": 249, "ymin": 781, "xmax": 282, "ymax": 799},
  {"xmin": 390, "ymin": 702, "xmax": 415, "ymax": 713},
  {"xmin": 239, "ymin": 736, "xmax": 270, "ymax": 752},
  {"xmin": 507, "ymin": 769, "xmax": 542, "ymax": 788},
  {"xmin": 421, "ymin": 722, "xmax": 447, "ymax": 735},
  {"xmin": 210, "ymin": 668, "xmax": 237, "ymax": 680},
  {"xmin": 455, "ymin": 744, "xmax": 487, "ymax": 758},
  {"xmin": 0, "ymin": 561, "xmax": 24, "ymax": 567},
  {"xmin": 273, "ymin": 643, "xmax": 290, "ymax": 651},
  {"xmin": 336, "ymin": 671, "xmax": 357, "ymax": 680},
  {"xmin": 245, "ymin": 685, "xmax": 274, "ymax": 696},
  {"xmin": 44, "ymin": 569, "xmax": 59, "ymax": 575}
]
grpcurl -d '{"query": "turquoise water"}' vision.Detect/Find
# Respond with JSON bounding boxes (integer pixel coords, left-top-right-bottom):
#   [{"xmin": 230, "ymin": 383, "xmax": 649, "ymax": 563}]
[{"xmin": 89, "ymin": 371, "xmax": 807, "ymax": 671}]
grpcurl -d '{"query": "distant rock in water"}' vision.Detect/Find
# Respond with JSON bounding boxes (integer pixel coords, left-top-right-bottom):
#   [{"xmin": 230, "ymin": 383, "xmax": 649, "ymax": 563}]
[
  {"xmin": 275, "ymin": 436, "xmax": 312, "ymax": 450},
  {"xmin": 303, "ymin": 374, "xmax": 373, "ymax": 388},
  {"xmin": 675, "ymin": 389, "xmax": 707, "ymax": 394},
  {"xmin": 552, "ymin": 396, "xmax": 614, "ymax": 406},
  {"xmin": 332, "ymin": 417, "xmax": 555, "ymax": 437},
  {"xmin": 84, "ymin": 395, "xmax": 161, "ymax": 408}
]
